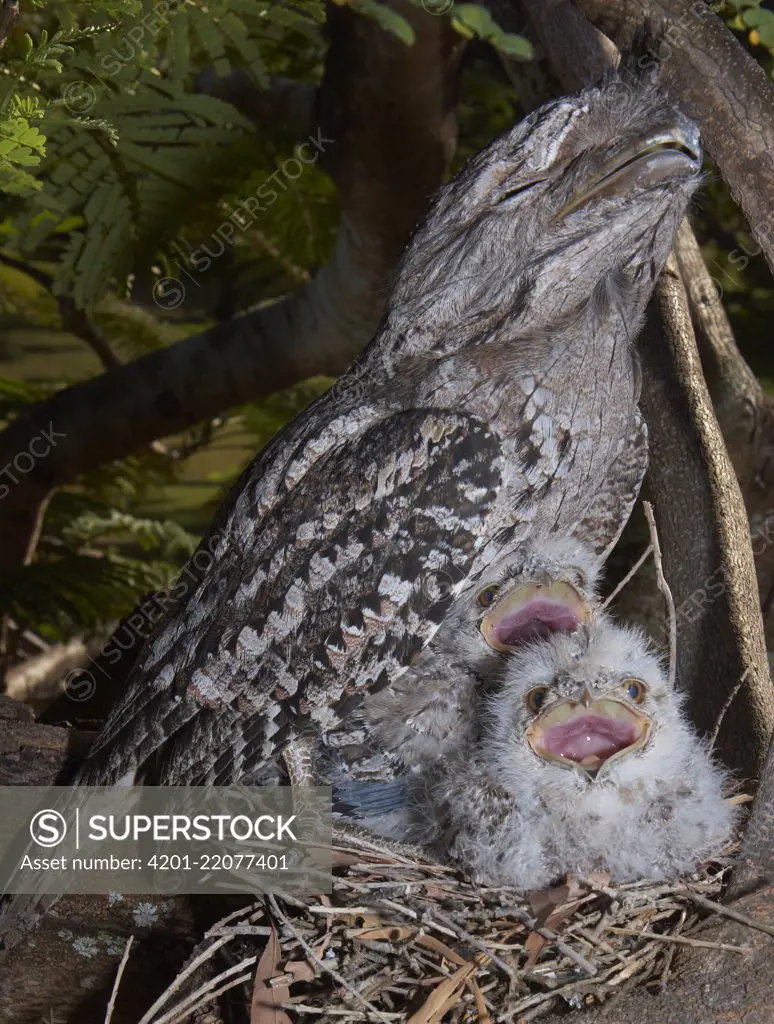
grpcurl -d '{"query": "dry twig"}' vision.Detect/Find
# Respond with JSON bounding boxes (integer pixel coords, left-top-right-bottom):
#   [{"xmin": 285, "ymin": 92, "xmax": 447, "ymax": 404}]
[
  {"xmin": 708, "ymin": 669, "xmax": 749, "ymax": 752},
  {"xmin": 602, "ymin": 542, "xmax": 654, "ymax": 609},
  {"xmin": 104, "ymin": 935, "xmax": 134, "ymax": 1024},
  {"xmin": 677, "ymin": 888, "xmax": 774, "ymax": 938},
  {"xmin": 643, "ymin": 501, "xmax": 677, "ymax": 687}
]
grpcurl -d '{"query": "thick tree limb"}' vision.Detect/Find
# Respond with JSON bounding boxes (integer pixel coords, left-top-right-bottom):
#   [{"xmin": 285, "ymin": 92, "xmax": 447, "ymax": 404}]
[
  {"xmin": 495, "ymin": 0, "xmax": 616, "ymax": 95},
  {"xmin": 671, "ymin": 228, "xmax": 774, "ymax": 648},
  {"xmin": 638, "ymin": 262, "xmax": 774, "ymax": 781},
  {"xmin": 0, "ymin": 0, "xmax": 462, "ymax": 569},
  {"xmin": 730, "ymin": 731, "xmax": 774, "ymax": 899},
  {"xmin": 573, "ymin": 0, "xmax": 774, "ymax": 276},
  {"xmin": 0, "ymin": 8, "xmax": 463, "ymax": 1018},
  {"xmin": 0, "ymin": 696, "xmax": 90, "ymax": 785},
  {"xmin": 674, "ymin": 220, "xmax": 765, "ymax": 493},
  {"xmin": 195, "ymin": 72, "xmax": 315, "ymax": 146}
]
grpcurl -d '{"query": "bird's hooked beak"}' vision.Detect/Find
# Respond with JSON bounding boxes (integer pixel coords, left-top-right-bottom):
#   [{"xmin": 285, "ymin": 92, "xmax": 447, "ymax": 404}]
[
  {"xmin": 525, "ymin": 696, "xmax": 651, "ymax": 777},
  {"xmin": 480, "ymin": 580, "xmax": 591, "ymax": 652}
]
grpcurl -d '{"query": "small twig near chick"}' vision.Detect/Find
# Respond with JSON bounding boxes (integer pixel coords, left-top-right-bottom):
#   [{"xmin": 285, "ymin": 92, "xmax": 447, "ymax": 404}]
[
  {"xmin": 602, "ymin": 542, "xmax": 654, "ymax": 610},
  {"xmin": 708, "ymin": 669, "xmax": 749, "ymax": 753},
  {"xmin": 643, "ymin": 501, "xmax": 677, "ymax": 688}
]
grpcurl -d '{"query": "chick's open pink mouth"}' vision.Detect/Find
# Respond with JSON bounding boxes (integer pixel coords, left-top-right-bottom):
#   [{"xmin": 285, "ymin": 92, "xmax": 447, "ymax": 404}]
[
  {"xmin": 481, "ymin": 581, "xmax": 590, "ymax": 651},
  {"xmin": 526, "ymin": 698, "xmax": 651, "ymax": 772},
  {"xmin": 540, "ymin": 713, "xmax": 637, "ymax": 765}
]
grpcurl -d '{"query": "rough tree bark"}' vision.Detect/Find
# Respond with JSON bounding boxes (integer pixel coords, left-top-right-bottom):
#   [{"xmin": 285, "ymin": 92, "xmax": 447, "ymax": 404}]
[
  {"xmin": 675, "ymin": 224, "xmax": 774, "ymax": 650},
  {"xmin": 675, "ymin": 222, "xmax": 765, "ymax": 495},
  {"xmin": 731, "ymin": 729, "xmax": 774, "ymax": 900},
  {"xmin": 496, "ymin": 0, "xmax": 616, "ymax": 92},
  {"xmin": 0, "ymin": 0, "xmax": 462, "ymax": 569},
  {"xmin": 573, "ymin": 0, "xmax": 774, "ymax": 275},
  {"xmin": 638, "ymin": 261, "xmax": 774, "ymax": 780}
]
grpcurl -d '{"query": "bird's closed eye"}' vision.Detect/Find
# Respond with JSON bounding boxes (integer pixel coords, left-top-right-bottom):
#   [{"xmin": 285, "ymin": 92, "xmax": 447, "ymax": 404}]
[
  {"xmin": 499, "ymin": 179, "xmax": 545, "ymax": 203},
  {"xmin": 526, "ymin": 686, "xmax": 550, "ymax": 713},
  {"xmin": 624, "ymin": 679, "xmax": 647, "ymax": 703}
]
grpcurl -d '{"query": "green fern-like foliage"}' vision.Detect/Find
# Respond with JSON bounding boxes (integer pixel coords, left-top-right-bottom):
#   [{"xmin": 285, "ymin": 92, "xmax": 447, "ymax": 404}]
[
  {"xmin": 1, "ymin": 495, "xmax": 199, "ymax": 639},
  {"xmin": 1, "ymin": 553, "xmax": 171, "ymax": 636},
  {"xmin": 0, "ymin": 96, "xmax": 47, "ymax": 196},
  {"xmin": 1, "ymin": 0, "xmax": 328, "ymax": 310},
  {"xmin": 0, "ymin": 0, "xmax": 525, "ymax": 311},
  {"xmin": 0, "ymin": 373, "xmax": 196, "ymax": 638}
]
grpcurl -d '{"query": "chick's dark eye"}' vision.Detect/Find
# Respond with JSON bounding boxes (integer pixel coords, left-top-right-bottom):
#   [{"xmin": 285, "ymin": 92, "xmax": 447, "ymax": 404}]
[
  {"xmin": 478, "ymin": 585, "xmax": 499, "ymax": 608},
  {"xmin": 626, "ymin": 679, "xmax": 647, "ymax": 703},
  {"xmin": 526, "ymin": 687, "xmax": 549, "ymax": 713}
]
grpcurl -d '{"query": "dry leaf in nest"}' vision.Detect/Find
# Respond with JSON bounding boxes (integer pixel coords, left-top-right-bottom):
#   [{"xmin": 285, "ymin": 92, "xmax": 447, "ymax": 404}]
[
  {"xmin": 250, "ymin": 924, "xmax": 291, "ymax": 1024},
  {"xmin": 284, "ymin": 960, "xmax": 316, "ymax": 984},
  {"xmin": 524, "ymin": 876, "xmax": 591, "ymax": 967},
  {"xmin": 407, "ymin": 953, "xmax": 487, "ymax": 1024}
]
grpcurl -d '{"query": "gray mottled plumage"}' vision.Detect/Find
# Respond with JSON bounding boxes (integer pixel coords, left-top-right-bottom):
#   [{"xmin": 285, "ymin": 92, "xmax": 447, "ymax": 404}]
[
  {"xmin": 77, "ymin": 67, "xmax": 701, "ymax": 788},
  {"xmin": 424, "ymin": 619, "xmax": 739, "ymax": 889},
  {"xmin": 322, "ymin": 535, "xmax": 602, "ymax": 796}
]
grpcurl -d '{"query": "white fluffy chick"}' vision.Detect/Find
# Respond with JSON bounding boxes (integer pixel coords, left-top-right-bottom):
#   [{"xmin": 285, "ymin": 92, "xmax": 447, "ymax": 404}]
[{"xmin": 426, "ymin": 617, "xmax": 739, "ymax": 890}]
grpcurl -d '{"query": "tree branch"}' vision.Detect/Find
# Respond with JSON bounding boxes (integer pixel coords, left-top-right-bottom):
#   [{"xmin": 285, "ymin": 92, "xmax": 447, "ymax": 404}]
[
  {"xmin": 0, "ymin": 0, "xmax": 462, "ymax": 569},
  {"xmin": 0, "ymin": 696, "xmax": 89, "ymax": 785},
  {"xmin": 573, "ymin": 0, "xmax": 774, "ymax": 276},
  {"xmin": 638, "ymin": 261, "xmax": 774, "ymax": 781},
  {"xmin": 0, "ymin": 252, "xmax": 122, "ymax": 371},
  {"xmin": 674, "ymin": 221, "xmax": 765, "ymax": 494},
  {"xmin": 730, "ymin": 727, "xmax": 774, "ymax": 898}
]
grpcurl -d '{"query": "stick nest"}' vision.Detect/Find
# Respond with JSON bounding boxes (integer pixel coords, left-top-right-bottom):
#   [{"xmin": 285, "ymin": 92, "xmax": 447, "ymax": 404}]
[{"xmin": 136, "ymin": 824, "xmax": 758, "ymax": 1024}]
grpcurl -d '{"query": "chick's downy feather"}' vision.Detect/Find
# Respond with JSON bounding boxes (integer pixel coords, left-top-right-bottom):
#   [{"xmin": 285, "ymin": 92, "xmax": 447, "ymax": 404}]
[{"xmin": 430, "ymin": 619, "xmax": 739, "ymax": 890}]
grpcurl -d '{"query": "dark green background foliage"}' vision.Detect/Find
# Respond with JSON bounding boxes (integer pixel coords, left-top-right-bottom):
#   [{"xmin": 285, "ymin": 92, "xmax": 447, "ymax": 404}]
[{"xmin": 0, "ymin": 0, "xmax": 770, "ymax": 640}]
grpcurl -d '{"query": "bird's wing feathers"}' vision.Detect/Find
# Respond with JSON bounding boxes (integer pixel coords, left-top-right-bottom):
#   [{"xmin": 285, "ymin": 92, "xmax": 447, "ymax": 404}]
[
  {"xmin": 333, "ymin": 779, "xmax": 411, "ymax": 818},
  {"xmin": 79, "ymin": 410, "xmax": 503, "ymax": 785},
  {"xmin": 576, "ymin": 407, "xmax": 648, "ymax": 557}
]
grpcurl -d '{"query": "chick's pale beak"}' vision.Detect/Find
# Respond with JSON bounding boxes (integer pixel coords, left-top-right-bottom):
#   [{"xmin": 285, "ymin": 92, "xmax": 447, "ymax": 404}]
[
  {"xmin": 480, "ymin": 580, "xmax": 590, "ymax": 652},
  {"xmin": 526, "ymin": 698, "xmax": 651, "ymax": 773}
]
